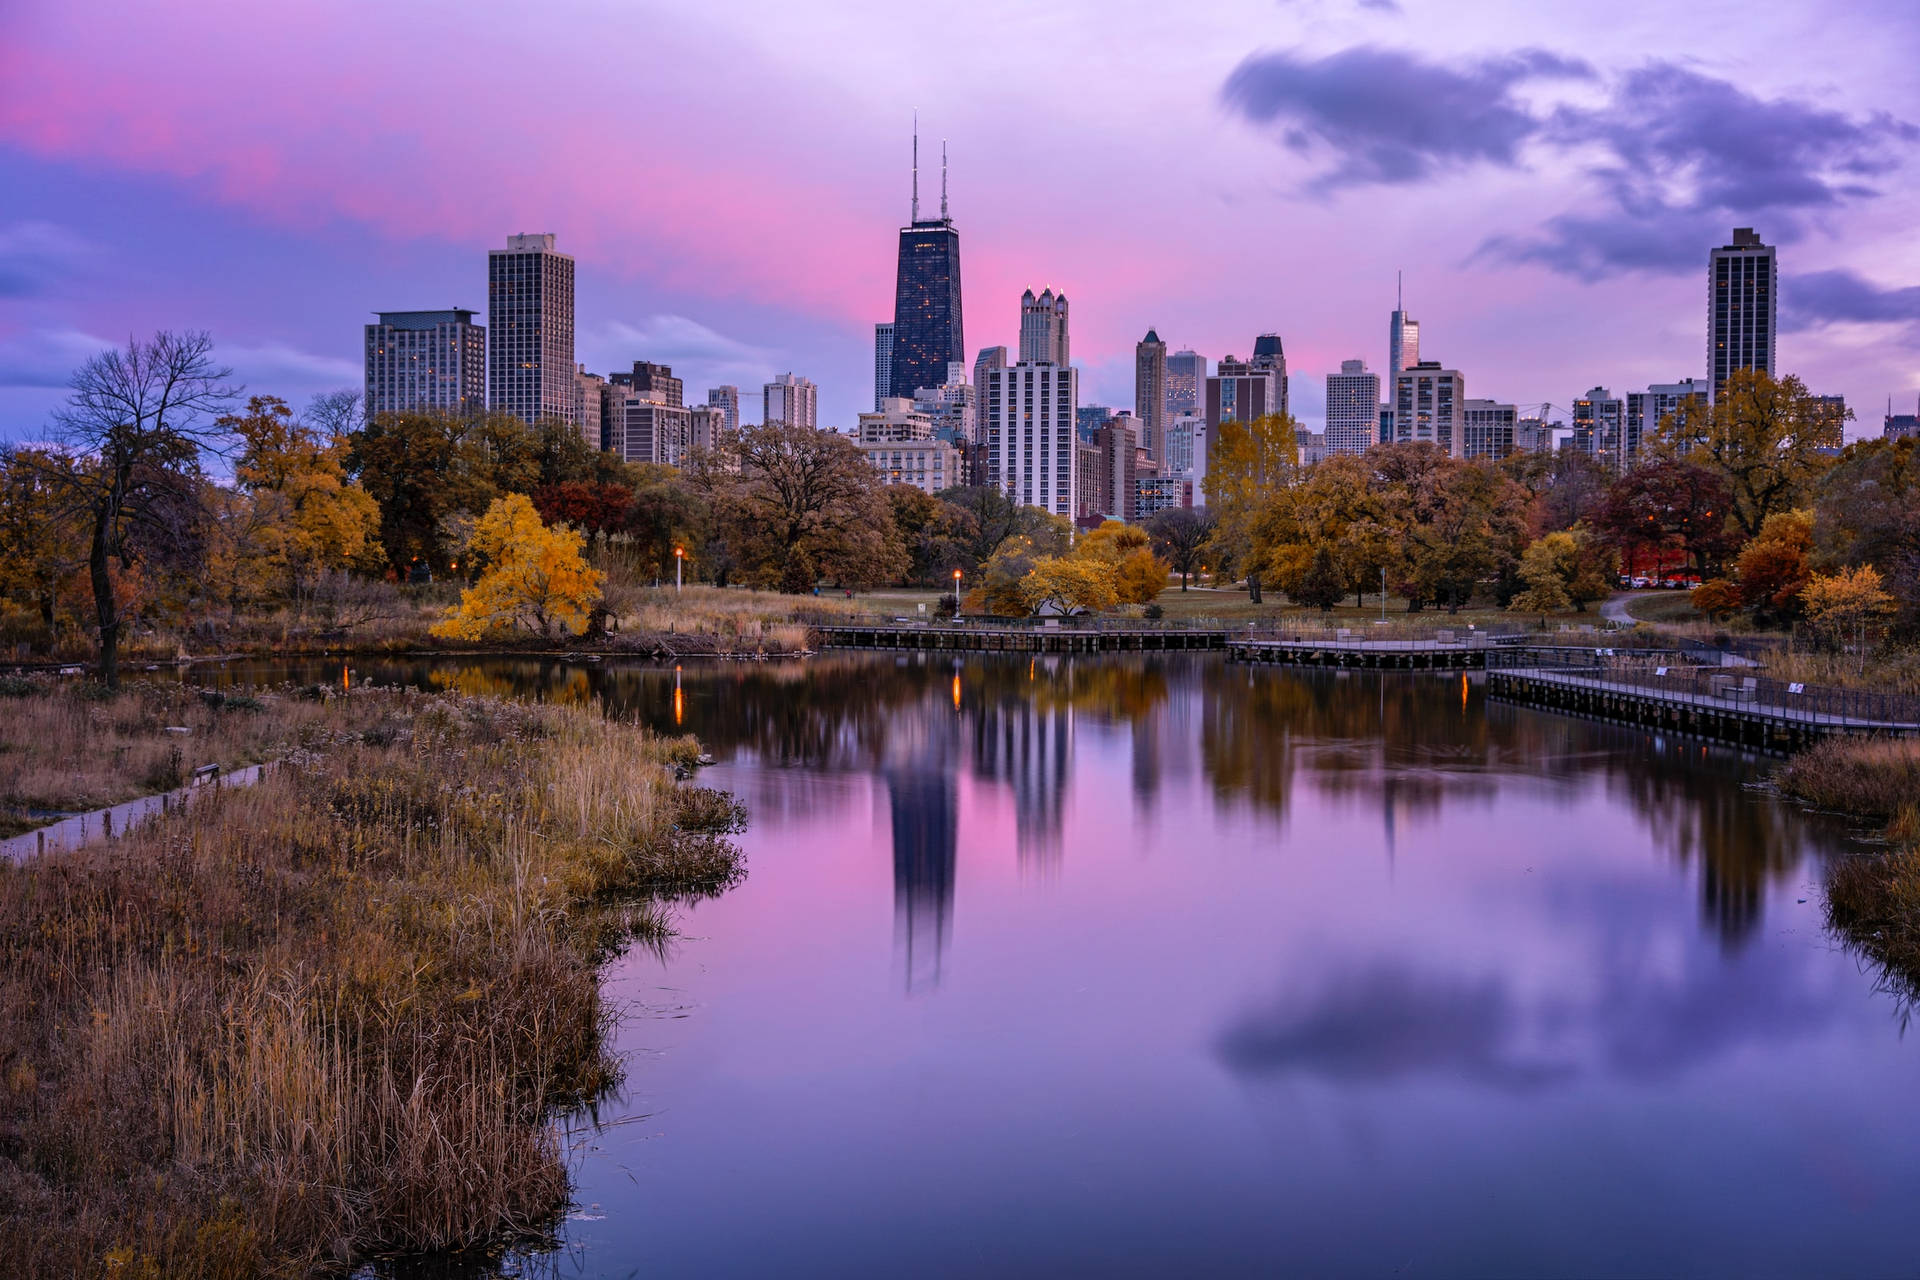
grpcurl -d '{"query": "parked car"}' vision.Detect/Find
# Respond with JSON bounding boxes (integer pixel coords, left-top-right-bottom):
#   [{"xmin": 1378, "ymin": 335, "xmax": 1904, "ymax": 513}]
[{"xmin": 1630, "ymin": 576, "xmax": 1651, "ymax": 589}]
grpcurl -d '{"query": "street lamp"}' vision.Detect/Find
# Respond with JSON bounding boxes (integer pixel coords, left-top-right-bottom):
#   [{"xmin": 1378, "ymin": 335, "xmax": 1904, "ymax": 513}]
[
  {"xmin": 952, "ymin": 567, "xmax": 962, "ymax": 619},
  {"xmin": 675, "ymin": 546, "xmax": 685, "ymax": 593}
]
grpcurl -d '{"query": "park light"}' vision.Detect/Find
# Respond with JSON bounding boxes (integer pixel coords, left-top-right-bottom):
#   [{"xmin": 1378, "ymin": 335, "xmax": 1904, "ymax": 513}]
[{"xmin": 674, "ymin": 545, "xmax": 685, "ymax": 592}]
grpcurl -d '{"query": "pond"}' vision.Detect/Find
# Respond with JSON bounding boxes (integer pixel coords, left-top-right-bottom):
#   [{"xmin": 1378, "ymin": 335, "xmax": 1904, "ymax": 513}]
[{"xmin": 210, "ymin": 653, "xmax": 1912, "ymax": 1277}]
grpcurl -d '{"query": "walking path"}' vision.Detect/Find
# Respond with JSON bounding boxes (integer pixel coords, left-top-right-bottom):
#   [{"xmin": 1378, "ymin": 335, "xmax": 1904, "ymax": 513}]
[{"xmin": 1, "ymin": 763, "xmax": 274, "ymax": 863}]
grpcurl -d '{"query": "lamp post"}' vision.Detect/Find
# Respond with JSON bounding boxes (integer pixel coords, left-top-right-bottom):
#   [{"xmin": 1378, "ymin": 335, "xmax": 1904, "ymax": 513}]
[
  {"xmin": 953, "ymin": 568, "xmax": 962, "ymax": 619},
  {"xmin": 1380, "ymin": 566, "xmax": 1387, "ymax": 626},
  {"xmin": 675, "ymin": 546, "xmax": 685, "ymax": 593}
]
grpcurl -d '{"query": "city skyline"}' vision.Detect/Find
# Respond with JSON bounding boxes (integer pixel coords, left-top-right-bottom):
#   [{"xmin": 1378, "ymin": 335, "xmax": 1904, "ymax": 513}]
[{"xmin": 1, "ymin": 1, "xmax": 1915, "ymax": 441}]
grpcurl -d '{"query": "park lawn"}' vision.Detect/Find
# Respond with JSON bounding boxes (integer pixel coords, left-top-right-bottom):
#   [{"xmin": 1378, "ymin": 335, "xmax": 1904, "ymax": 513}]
[{"xmin": 1623, "ymin": 590, "xmax": 1706, "ymax": 624}]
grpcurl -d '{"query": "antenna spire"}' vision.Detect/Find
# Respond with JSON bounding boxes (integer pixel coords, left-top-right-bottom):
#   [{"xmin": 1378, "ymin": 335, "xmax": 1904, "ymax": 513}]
[
  {"xmin": 911, "ymin": 113, "xmax": 920, "ymax": 223},
  {"xmin": 1397, "ymin": 269, "xmax": 1403, "ymax": 312},
  {"xmin": 941, "ymin": 139, "xmax": 949, "ymax": 220}
]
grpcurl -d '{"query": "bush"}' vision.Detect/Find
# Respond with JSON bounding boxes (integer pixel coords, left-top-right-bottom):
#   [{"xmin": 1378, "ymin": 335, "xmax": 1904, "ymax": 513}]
[{"xmin": 1144, "ymin": 603, "xmax": 1164, "ymax": 620}]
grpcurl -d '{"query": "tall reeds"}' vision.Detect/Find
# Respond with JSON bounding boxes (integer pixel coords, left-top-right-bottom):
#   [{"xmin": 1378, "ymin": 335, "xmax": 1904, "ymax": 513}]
[{"xmin": 0, "ymin": 688, "xmax": 743, "ymax": 1276}]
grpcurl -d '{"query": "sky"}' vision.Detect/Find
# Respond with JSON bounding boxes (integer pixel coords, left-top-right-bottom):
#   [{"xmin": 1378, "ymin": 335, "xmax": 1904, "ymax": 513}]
[{"xmin": 2, "ymin": 0, "xmax": 1917, "ymax": 442}]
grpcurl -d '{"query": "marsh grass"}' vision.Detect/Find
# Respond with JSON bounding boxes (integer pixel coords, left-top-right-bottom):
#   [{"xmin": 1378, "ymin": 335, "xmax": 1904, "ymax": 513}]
[
  {"xmin": 1777, "ymin": 736, "xmax": 1920, "ymax": 818},
  {"xmin": 0, "ymin": 688, "xmax": 744, "ymax": 1277}
]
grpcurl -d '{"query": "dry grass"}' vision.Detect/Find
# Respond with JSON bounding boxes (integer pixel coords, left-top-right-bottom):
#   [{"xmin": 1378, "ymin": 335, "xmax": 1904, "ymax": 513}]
[
  {"xmin": 617, "ymin": 584, "xmax": 865, "ymax": 654},
  {"xmin": 1778, "ymin": 736, "xmax": 1920, "ymax": 819},
  {"xmin": 0, "ymin": 688, "xmax": 743, "ymax": 1277},
  {"xmin": 1758, "ymin": 647, "xmax": 1920, "ymax": 697},
  {"xmin": 0, "ymin": 677, "xmax": 371, "ymax": 835}
]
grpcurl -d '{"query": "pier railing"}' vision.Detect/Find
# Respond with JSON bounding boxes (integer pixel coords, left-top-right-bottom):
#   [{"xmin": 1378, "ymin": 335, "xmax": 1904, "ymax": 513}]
[{"xmin": 1487, "ymin": 648, "xmax": 1920, "ymax": 729}]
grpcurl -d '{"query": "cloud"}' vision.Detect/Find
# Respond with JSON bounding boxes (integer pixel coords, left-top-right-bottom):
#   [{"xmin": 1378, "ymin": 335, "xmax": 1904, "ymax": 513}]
[
  {"xmin": 0, "ymin": 327, "xmax": 113, "ymax": 388},
  {"xmin": 1784, "ymin": 268, "xmax": 1920, "ymax": 332},
  {"xmin": 0, "ymin": 221, "xmax": 93, "ymax": 298},
  {"xmin": 221, "ymin": 341, "xmax": 359, "ymax": 390},
  {"xmin": 585, "ymin": 315, "xmax": 780, "ymax": 396},
  {"xmin": 1220, "ymin": 46, "xmax": 1593, "ymax": 187}
]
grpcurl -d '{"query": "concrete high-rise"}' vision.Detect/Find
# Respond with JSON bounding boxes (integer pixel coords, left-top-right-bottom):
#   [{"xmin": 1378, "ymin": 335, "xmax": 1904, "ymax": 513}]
[
  {"xmin": 1571, "ymin": 387, "xmax": 1625, "ymax": 463},
  {"xmin": 1325, "ymin": 359, "xmax": 1380, "ymax": 456},
  {"xmin": 984, "ymin": 360, "xmax": 1077, "ymax": 518},
  {"xmin": 1709, "ymin": 228, "xmax": 1776, "ymax": 404},
  {"xmin": 1461, "ymin": 399, "xmax": 1517, "ymax": 461},
  {"xmin": 487, "ymin": 234, "xmax": 576, "ymax": 425},
  {"xmin": 1626, "ymin": 379, "xmax": 1708, "ymax": 461},
  {"xmin": 972, "ymin": 345, "xmax": 1007, "ymax": 396},
  {"xmin": 1134, "ymin": 329, "xmax": 1167, "ymax": 460},
  {"xmin": 1166, "ymin": 349, "xmax": 1206, "ymax": 418},
  {"xmin": 873, "ymin": 323, "xmax": 894, "ymax": 412},
  {"xmin": 707, "ymin": 385, "xmax": 740, "ymax": 433},
  {"xmin": 889, "ymin": 135, "xmax": 964, "ymax": 402},
  {"xmin": 611, "ymin": 361, "xmax": 683, "ymax": 407},
  {"xmin": 764, "ymin": 372, "xmax": 818, "ymax": 429},
  {"xmin": 1393, "ymin": 362, "xmax": 1464, "ymax": 457},
  {"xmin": 1018, "ymin": 288, "xmax": 1070, "ymax": 366},
  {"xmin": 574, "ymin": 366, "xmax": 608, "ymax": 450},
  {"xmin": 364, "ymin": 309, "xmax": 486, "ymax": 420}
]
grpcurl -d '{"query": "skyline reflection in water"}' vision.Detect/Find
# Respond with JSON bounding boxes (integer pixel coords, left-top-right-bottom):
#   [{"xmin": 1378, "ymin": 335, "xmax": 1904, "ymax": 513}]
[{"xmin": 204, "ymin": 653, "xmax": 1911, "ymax": 1277}]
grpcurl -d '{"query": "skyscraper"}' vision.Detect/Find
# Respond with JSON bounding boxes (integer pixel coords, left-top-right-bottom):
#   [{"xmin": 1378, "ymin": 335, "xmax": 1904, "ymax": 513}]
[
  {"xmin": 1206, "ymin": 353, "xmax": 1282, "ymax": 434},
  {"xmin": 972, "ymin": 345, "xmax": 1007, "ymax": 395},
  {"xmin": 1134, "ymin": 329, "xmax": 1167, "ymax": 460},
  {"xmin": 1394, "ymin": 361, "xmax": 1464, "ymax": 457},
  {"xmin": 764, "ymin": 372, "xmax": 818, "ymax": 428},
  {"xmin": 1709, "ymin": 227, "xmax": 1776, "ymax": 404},
  {"xmin": 1324, "ymin": 359, "xmax": 1380, "ymax": 456},
  {"xmin": 1626, "ymin": 379, "xmax": 1708, "ymax": 460},
  {"xmin": 1250, "ymin": 333, "xmax": 1288, "ymax": 419},
  {"xmin": 1389, "ymin": 273, "xmax": 1419, "ymax": 438},
  {"xmin": 985, "ymin": 358, "xmax": 1077, "ymax": 519},
  {"xmin": 487, "ymin": 233, "xmax": 576, "ymax": 425},
  {"xmin": 889, "ymin": 135, "xmax": 964, "ymax": 402},
  {"xmin": 363, "ymin": 309, "xmax": 486, "ymax": 421},
  {"xmin": 1460, "ymin": 399, "xmax": 1517, "ymax": 461},
  {"xmin": 873, "ymin": 322, "xmax": 894, "ymax": 412},
  {"xmin": 1018, "ymin": 288, "xmax": 1070, "ymax": 366},
  {"xmin": 1571, "ymin": 386, "xmax": 1625, "ymax": 462},
  {"xmin": 707, "ymin": 385, "xmax": 740, "ymax": 433},
  {"xmin": 1166, "ymin": 349, "xmax": 1206, "ymax": 418}
]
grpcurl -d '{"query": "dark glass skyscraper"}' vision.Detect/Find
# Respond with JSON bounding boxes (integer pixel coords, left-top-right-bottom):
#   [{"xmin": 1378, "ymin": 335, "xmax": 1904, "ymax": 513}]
[{"xmin": 888, "ymin": 139, "xmax": 964, "ymax": 402}]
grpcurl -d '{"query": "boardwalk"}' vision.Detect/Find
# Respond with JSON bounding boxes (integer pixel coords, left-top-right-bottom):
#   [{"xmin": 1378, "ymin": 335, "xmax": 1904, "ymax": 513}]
[{"xmin": 810, "ymin": 621, "xmax": 1228, "ymax": 653}]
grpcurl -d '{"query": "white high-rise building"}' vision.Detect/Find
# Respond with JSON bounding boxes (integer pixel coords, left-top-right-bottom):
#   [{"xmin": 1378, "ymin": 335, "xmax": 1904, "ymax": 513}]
[
  {"xmin": 707, "ymin": 385, "xmax": 740, "ymax": 434},
  {"xmin": 1018, "ymin": 288, "xmax": 1070, "ymax": 366},
  {"xmin": 1163, "ymin": 413, "xmax": 1204, "ymax": 477},
  {"xmin": 1393, "ymin": 362, "xmax": 1464, "ymax": 457},
  {"xmin": 985, "ymin": 360, "xmax": 1077, "ymax": 518},
  {"xmin": 1627, "ymin": 379, "xmax": 1709, "ymax": 461},
  {"xmin": 487, "ymin": 234, "xmax": 576, "ymax": 425},
  {"xmin": 1709, "ymin": 228, "xmax": 1775, "ymax": 405},
  {"xmin": 364, "ymin": 309, "xmax": 486, "ymax": 421},
  {"xmin": 763, "ymin": 372, "xmax": 819, "ymax": 429},
  {"xmin": 873, "ymin": 323, "xmax": 894, "ymax": 412},
  {"xmin": 1325, "ymin": 359, "xmax": 1381, "ymax": 456}
]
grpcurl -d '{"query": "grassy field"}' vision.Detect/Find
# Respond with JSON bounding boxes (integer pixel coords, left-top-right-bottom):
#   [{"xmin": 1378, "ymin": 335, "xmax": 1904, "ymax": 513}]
[
  {"xmin": 0, "ymin": 687, "xmax": 744, "ymax": 1277},
  {"xmin": 1622, "ymin": 591, "xmax": 1706, "ymax": 624}
]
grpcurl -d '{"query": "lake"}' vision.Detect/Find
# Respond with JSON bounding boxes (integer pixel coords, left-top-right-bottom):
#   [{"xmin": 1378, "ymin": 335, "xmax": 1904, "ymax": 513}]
[{"xmin": 217, "ymin": 653, "xmax": 1913, "ymax": 1277}]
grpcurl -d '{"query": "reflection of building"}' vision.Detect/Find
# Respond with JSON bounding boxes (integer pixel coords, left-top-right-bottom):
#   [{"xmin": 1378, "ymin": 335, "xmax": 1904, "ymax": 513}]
[
  {"xmin": 887, "ymin": 770, "xmax": 957, "ymax": 992},
  {"xmin": 971, "ymin": 693, "xmax": 1072, "ymax": 867}
]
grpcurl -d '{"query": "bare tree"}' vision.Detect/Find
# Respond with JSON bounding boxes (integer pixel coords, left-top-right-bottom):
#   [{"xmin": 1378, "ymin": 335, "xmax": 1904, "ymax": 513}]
[
  {"xmin": 305, "ymin": 388, "xmax": 364, "ymax": 439},
  {"xmin": 1147, "ymin": 506, "xmax": 1216, "ymax": 590},
  {"xmin": 45, "ymin": 332, "xmax": 237, "ymax": 686}
]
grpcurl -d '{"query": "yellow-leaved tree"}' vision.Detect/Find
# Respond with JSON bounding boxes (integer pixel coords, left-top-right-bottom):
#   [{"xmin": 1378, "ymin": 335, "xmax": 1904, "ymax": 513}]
[
  {"xmin": 430, "ymin": 494, "xmax": 603, "ymax": 640},
  {"xmin": 1018, "ymin": 556, "xmax": 1120, "ymax": 616},
  {"xmin": 1074, "ymin": 520, "xmax": 1170, "ymax": 605},
  {"xmin": 1202, "ymin": 411, "xmax": 1298, "ymax": 602},
  {"xmin": 1801, "ymin": 564, "xmax": 1895, "ymax": 646}
]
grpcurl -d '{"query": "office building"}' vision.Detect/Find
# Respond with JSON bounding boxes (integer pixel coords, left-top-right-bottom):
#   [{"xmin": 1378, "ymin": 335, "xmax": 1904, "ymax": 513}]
[
  {"xmin": 487, "ymin": 234, "xmax": 576, "ymax": 425},
  {"xmin": 363, "ymin": 309, "xmax": 485, "ymax": 420},
  {"xmin": 1325, "ymin": 359, "xmax": 1381, "ymax": 456},
  {"xmin": 859, "ymin": 397, "xmax": 934, "ymax": 442},
  {"xmin": 1571, "ymin": 387, "xmax": 1626, "ymax": 464},
  {"xmin": 1460, "ymin": 399, "xmax": 1517, "ymax": 461},
  {"xmin": 1019, "ymin": 288, "xmax": 1070, "ymax": 366},
  {"xmin": 1166, "ymin": 349, "xmax": 1206, "ymax": 418},
  {"xmin": 1250, "ymin": 333, "xmax": 1288, "ymax": 419},
  {"xmin": 707, "ymin": 385, "xmax": 740, "ymax": 433},
  {"xmin": 1207, "ymin": 342, "xmax": 1285, "ymax": 432},
  {"xmin": 1074, "ymin": 439, "xmax": 1103, "ymax": 521},
  {"xmin": 889, "ymin": 137, "xmax": 964, "ymax": 401},
  {"xmin": 1077, "ymin": 405, "xmax": 1113, "ymax": 441},
  {"xmin": 1135, "ymin": 475, "xmax": 1193, "ymax": 518},
  {"xmin": 1297, "ymin": 429, "xmax": 1327, "ymax": 467},
  {"xmin": 1135, "ymin": 329, "xmax": 1167, "ymax": 459},
  {"xmin": 1163, "ymin": 414, "xmax": 1203, "ymax": 477},
  {"xmin": 1389, "ymin": 278, "xmax": 1420, "ymax": 380},
  {"xmin": 972, "ymin": 345, "xmax": 1007, "ymax": 395},
  {"xmin": 764, "ymin": 372, "xmax": 818, "ymax": 429},
  {"xmin": 1807, "ymin": 395, "xmax": 1847, "ymax": 450},
  {"xmin": 913, "ymin": 371, "xmax": 975, "ymax": 445},
  {"xmin": 573, "ymin": 366, "xmax": 608, "ymax": 450},
  {"xmin": 873, "ymin": 322, "xmax": 894, "ymax": 412},
  {"xmin": 1626, "ymin": 379, "xmax": 1708, "ymax": 460},
  {"xmin": 1379, "ymin": 405, "xmax": 1394, "ymax": 446},
  {"xmin": 611, "ymin": 360, "xmax": 683, "ymax": 407},
  {"xmin": 1099, "ymin": 415, "xmax": 1143, "ymax": 521},
  {"xmin": 1709, "ymin": 228, "xmax": 1776, "ymax": 404},
  {"xmin": 858, "ymin": 398, "xmax": 956, "ymax": 493},
  {"xmin": 984, "ymin": 360, "xmax": 1077, "ymax": 518},
  {"xmin": 613, "ymin": 395, "xmax": 696, "ymax": 467},
  {"xmin": 1885, "ymin": 396, "xmax": 1919, "ymax": 441},
  {"xmin": 1393, "ymin": 362, "xmax": 1464, "ymax": 456}
]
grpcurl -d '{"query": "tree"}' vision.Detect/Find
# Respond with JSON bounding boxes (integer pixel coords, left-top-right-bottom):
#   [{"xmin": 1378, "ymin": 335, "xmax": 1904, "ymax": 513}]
[
  {"xmin": 1293, "ymin": 545, "xmax": 1344, "ymax": 612},
  {"xmin": 1591, "ymin": 458, "xmax": 1738, "ymax": 577},
  {"xmin": 225, "ymin": 395, "xmax": 382, "ymax": 601},
  {"xmin": 348, "ymin": 411, "xmax": 493, "ymax": 573},
  {"xmin": 1690, "ymin": 578, "xmax": 1742, "ymax": 621},
  {"xmin": 725, "ymin": 423, "xmax": 907, "ymax": 590},
  {"xmin": 0, "ymin": 448, "xmax": 87, "ymax": 637},
  {"xmin": 886, "ymin": 486, "xmax": 978, "ymax": 586},
  {"xmin": 1521, "ymin": 447, "xmax": 1612, "ymax": 537},
  {"xmin": 1811, "ymin": 437, "xmax": 1920, "ymax": 632},
  {"xmin": 969, "ymin": 535, "xmax": 1045, "ymax": 616},
  {"xmin": 40, "ymin": 331, "xmax": 237, "ymax": 686},
  {"xmin": 1146, "ymin": 506, "xmax": 1215, "ymax": 590},
  {"xmin": 1508, "ymin": 528, "xmax": 1616, "ymax": 614},
  {"xmin": 940, "ymin": 484, "xmax": 1069, "ymax": 569},
  {"xmin": 429, "ymin": 494, "xmax": 603, "ymax": 639},
  {"xmin": 1018, "ymin": 555, "xmax": 1119, "ymax": 615},
  {"xmin": 1801, "ymin": 565, "xmax": 1896, "ymax": 649},
  {"xmin": 1205, "ymin": 412, "xmax": 1299, "ymax": 602},
  {"xmin": 1651, "ymin": 369, "xmax": 1835, "ymax": 540},
  {"xmin": 531, "ymin": 480, "xmax": 634, "ymax": 550},
  {"xmin": 1734, "ymin": 509, "xmax": 1813, "ymax": 623}
]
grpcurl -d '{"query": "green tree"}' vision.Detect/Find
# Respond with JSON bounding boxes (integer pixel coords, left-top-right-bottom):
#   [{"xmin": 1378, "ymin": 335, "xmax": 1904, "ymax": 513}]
[{"xmin": 1293, "ymin": 545, "xmax": 1345, "ymax": 612}]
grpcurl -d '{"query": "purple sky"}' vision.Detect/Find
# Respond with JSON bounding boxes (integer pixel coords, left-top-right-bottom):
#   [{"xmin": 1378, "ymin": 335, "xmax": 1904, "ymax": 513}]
[{"xmin": 2, "ymin": 0, "xmax": 1916, "ymax": 442}]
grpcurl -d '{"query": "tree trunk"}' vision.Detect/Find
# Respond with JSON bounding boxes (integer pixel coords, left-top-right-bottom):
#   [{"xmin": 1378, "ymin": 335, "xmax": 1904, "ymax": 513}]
[
  {"xmin": 1247, "ymin": 572, "xmax": 1262, "ymax": 604},
  {"xmin": 89, "ymin": 506, "xmax": 121, "ymax": 689}
]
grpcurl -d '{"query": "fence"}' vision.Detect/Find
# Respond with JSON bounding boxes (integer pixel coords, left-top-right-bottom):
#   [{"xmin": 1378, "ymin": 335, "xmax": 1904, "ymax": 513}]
[{"xmin": 1487, "ymin": 647, "xmax": 1920, "ymax": 728}]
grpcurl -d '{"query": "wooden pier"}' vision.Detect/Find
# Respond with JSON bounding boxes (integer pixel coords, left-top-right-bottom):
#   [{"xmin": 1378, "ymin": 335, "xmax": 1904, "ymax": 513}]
[
  {"xmin": 1227, "ymin": 635, "xmax": 1510, "ymax": 669},
  {"xmin": 810, "ymin": 623, "xmax": 1228, "ymax": 653}
]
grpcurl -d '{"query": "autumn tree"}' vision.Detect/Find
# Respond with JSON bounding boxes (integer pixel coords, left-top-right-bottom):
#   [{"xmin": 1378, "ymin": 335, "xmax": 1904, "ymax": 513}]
[
  {"xmin": 1801, "ymin": 565, "xmax": 1896, "ymax": 649},
  {"xmin": 1733, "ymin": 509, "xmax": 1814, "ymax": 624},
  {"xmin": 1690, "ymin": 578, "xmax": 1742, "ymax": 621},
  {"xmin": 725, "ymin": 423, "xmax": 908, "ymax": 591},
  {"xmin": 1810, "ymin": 436, "xmax": 1920, "ymax": 632},
  {"xmin": 1294, "ymin": 545, "xmax": 1345, "ymax": 612},
  {"xmin": 1204, "ymin": 412, "xmax": 1298, "ymax": 602},
  {"xmin": 224, "ymin": 395, "xmax": 382, "ymax": 602},
  {"xmin": 1651, "ymin": 369, "xmax": 1835, "ymax": 539},
  {"xmin": 531, "ymin": 480, "xmax": 634, "ymax": 550},
  {"xmin": 940, "ymin": 484, "xmax": 1070, "ymax": 569},
  {"xmin": 1074, "ymin": 521, "xmax": 1168, "ymax": 605},
  {"xmin": 430, "ymin": 493, "xmax": 603, "ymax": 639},
  {"xmin": 349, "ymin": 411, "xmax": 493, "ymax": 573},
  {"xmin": 1508, "ymin": 528, "xmax": 1616, "ymax": 614},
  {"xmin": 1146, "ymin": 506, "xmax": 1216, "ymax": 590},
  {"xmin": 0, "ymin": 447, "xmax": 87, "ymax": 638},
  {"xmin": 1591, "ymin": 458, "xmax": 1738, "ymax": 577},
  {"xmin": 1018, "ymin": 556, "xmax": 1120, "ymax": 615},
  {"xmin": 38, "ymin": 331, "xmax": 237, "ymax": 685},
  {"xmin": 886, "ymin": 486, "xmax": 978, "ymax": 586}
]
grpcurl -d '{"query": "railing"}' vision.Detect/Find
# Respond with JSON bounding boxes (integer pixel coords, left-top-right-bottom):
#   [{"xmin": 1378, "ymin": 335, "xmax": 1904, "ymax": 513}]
[{"xmin": 1487, "ymin": 648, "xmax": 1920, "ymax": 728}]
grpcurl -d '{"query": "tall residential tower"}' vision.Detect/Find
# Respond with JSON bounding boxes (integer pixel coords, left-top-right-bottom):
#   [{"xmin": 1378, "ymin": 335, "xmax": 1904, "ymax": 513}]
[
  {"xmin": 1709, "ymin": 227, "xmax": 1776, "ymax": 404},
  {"xmin": 487, "ymin": 234, "xmax": 576, "ymax": 425},
  {"xmin": 364, "ymin": 309, "xmax": 486, "ymax": 421}
]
